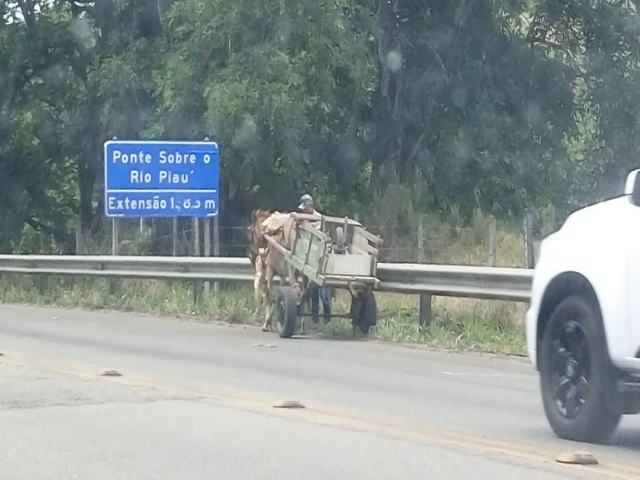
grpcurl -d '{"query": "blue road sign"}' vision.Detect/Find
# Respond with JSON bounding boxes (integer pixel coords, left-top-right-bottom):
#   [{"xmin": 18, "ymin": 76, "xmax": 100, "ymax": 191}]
[{"xmin": 104, "ymin": 140, "xmax": 219, "ymax": 218}]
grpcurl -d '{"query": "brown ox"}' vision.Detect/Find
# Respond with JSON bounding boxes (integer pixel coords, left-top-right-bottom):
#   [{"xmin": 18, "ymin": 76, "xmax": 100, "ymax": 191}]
[
  {"xmin": 248, "ymin": 210, "xmax": 301, "ymax": 332},
  {"xmin": 247, "ymin": 208, "xmax": 272, "ymax": 301}
]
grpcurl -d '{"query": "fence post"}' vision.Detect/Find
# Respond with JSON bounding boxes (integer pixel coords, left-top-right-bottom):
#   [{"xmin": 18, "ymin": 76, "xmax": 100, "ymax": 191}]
[
  {"xmin": 111, "ymin": 218, "xmax": 119, "ymax": 256},
  {"xmin": 192, "ymin": 218, "xmax": 202, "ymax": 305},
  {"xmin": 213, "ymin": 216, "xmax": 220, "ymax": 293},
  {"xmin": 73, "ymin": 216, "xmax": 83, "ymax": 289},
  {"xmin": 488, "ymin": 215, "xmax": 497, "ymax": 267},
  {"xmin": 109, "ymin": 218, "xmax": 119, "ymax": 294},
  {"xmin": 172, "ymin": 218, "xmax": 178, "ymax": 256},
  {"xmin": 417, "ymin": 217, "xmax": 432, "ymax": 327},
  {"xmin": 523, "ymin": 210, "xmax": 535, "ymax": 268},
  {"xmin": 204, "ymin": 217, "xmax": 211, "ymax": 295},
  {"xmin": 75, "ymin": 216, "xmax": 83, "ymax": 255}
]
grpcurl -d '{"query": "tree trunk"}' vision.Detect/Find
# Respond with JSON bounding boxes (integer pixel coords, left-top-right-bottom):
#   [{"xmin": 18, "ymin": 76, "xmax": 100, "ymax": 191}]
[{"xmin": 372, "ymin": 0, "xmax": 403, "ymax": 194}]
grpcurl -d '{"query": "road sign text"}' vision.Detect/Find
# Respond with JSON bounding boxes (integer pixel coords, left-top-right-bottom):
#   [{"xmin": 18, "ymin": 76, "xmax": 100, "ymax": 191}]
[{"xmin": 104, "ymin": 140, "xmax": 219, "ymax": 218}]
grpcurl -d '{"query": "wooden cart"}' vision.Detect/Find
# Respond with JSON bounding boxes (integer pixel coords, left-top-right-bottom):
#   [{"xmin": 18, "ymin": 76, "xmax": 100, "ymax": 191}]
[{"xmin": 263, "ymin": 213, "xmax": 383, "ymax": 338}]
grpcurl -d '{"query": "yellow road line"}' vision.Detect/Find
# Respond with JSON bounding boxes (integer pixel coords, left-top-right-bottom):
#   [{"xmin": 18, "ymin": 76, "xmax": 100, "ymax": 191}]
[{"xmin": 3, "ymin": 353, "xmax": 640, "ymax": 480}]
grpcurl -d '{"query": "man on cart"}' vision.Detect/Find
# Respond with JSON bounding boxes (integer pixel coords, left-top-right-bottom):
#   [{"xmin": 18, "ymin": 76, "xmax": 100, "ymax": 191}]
[
  {"xmin": 296, "ymin": 193, "xmax": 332, "ymax": 324},
  {"xmin": 296, "ymin": 194, "xmax": 321, "ymax": 227}
]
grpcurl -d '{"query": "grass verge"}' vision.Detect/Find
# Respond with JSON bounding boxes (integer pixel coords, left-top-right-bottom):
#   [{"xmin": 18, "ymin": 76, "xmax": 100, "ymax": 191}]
[{"xmin": 0, "ymin": 274, "xmax": 526, "ymax": 356}]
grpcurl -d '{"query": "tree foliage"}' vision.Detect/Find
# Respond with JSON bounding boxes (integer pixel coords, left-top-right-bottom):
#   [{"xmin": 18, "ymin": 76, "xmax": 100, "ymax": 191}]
[{"xmin": 1, "ymin": 0, "xmax": 639, "ymax": 252}]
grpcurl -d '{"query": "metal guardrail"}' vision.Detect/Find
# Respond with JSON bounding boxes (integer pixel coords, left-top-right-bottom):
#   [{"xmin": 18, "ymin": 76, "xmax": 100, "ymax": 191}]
[
  {"xmin": 0, "ymin": 255, "xmax": 533, "ymax": 303},
  {"xmin": 376, "ymin": 263, "xmax": 532, "ymax": 302}
]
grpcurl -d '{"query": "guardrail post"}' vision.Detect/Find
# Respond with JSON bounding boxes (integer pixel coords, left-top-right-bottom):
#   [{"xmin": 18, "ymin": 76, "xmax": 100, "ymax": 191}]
[
  {"xmin": 417, "ymin": 217, "xmax": 432, "ymax": 327},
  {"xmin": 37, "ymin": 273, "xmax": 49, "ymax": 296}
]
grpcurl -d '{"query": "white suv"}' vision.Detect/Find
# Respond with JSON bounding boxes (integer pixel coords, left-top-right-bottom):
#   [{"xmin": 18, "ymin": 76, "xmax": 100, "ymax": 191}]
[{"xmin": 526, "ymin": 169, "xmax": 640, "ymax": 444}]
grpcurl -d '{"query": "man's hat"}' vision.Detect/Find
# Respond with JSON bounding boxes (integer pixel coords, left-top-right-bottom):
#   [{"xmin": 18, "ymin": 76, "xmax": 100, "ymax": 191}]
[{"xmin": 298, "ymin": 193, "xmax": 313, "ymax": 210}]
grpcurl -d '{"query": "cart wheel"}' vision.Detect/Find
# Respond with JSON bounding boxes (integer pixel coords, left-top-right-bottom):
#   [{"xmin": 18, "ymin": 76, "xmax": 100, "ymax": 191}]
[
  {"xmin": 335, "ymin": 226, "xmax": 346, "ymax": 254},
  {"xmin": 276, "ymin": 286, "xmax": 298, "ymax": 338},
  {"xmin": 351, "ymin": 291, "xmax": 377, "ymax": 335}
]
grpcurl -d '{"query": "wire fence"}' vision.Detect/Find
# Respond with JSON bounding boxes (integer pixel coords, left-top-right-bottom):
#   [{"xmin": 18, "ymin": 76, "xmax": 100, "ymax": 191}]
[{"xmin": 72, "ymin": 214, "xmax": 543, "ymax": 268}]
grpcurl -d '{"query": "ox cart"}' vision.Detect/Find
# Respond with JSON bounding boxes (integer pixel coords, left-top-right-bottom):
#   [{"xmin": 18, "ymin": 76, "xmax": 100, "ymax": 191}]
[{"xmin": 263, "ymin": 213, "xmax": 383, "ymax": 338}]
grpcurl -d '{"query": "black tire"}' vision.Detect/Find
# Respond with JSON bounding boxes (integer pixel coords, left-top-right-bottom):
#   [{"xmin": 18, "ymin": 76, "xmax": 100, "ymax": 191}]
[
  {"xmin": 539, "ymin": 294, "xmax": 621, "ymax": 444},
  {"xmin": 276, "ymin": 286, "xmax": 298, "ymax": 338},
  {"xmin": 351, "ymin": 291, "xmax": 377, "ymax": 335}
]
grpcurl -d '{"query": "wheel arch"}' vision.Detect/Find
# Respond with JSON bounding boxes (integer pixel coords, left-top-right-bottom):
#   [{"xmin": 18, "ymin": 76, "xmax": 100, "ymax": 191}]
[{"xmin": 536, "ymin": 271, "xmax": 606, "ymax": 368}]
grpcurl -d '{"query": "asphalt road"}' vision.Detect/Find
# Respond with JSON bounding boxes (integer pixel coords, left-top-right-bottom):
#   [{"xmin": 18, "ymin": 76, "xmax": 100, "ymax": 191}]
[{"xmin": 2, "ymin": 304, "xmax": 640, "ymax": 480}]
